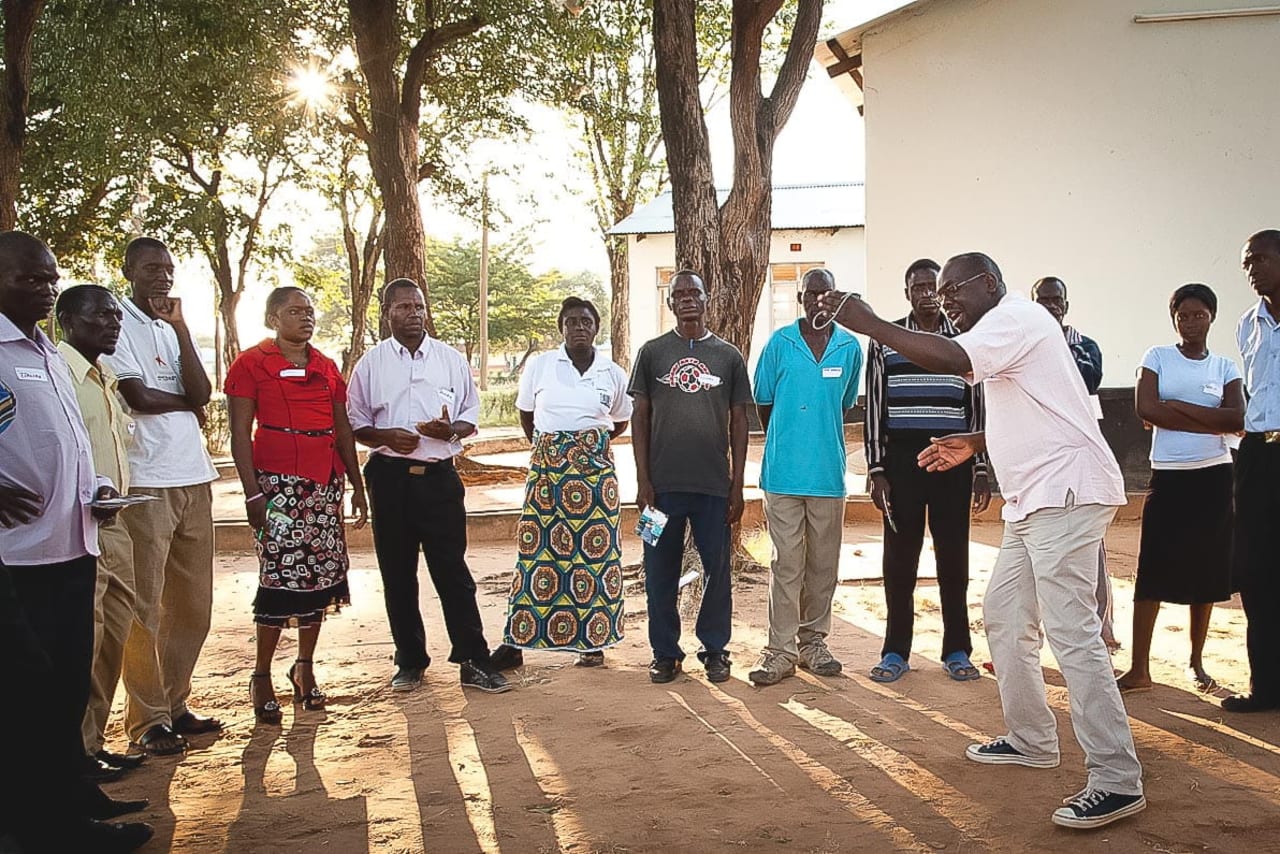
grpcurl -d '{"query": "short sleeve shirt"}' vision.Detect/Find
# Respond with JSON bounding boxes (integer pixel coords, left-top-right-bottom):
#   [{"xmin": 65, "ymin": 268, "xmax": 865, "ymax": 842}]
[
  {"xmin": 1237, "ymin": 300, "xmax": 1280, "ymax": 432},
  {"xmin": 628, "ymin": 331, "xmax": 751, "ymax": 497},
  {"xmin": 101, "ymin": 298, "xmax": 216, "ymax": 488},
  {"xmin": 954, "ymin": 293, "xmax": 1125, "ymax": 521},
  {"xmin": 224, "ymin": 340, "xmax": 347, "ymax": 483},
  {"xmin": 754, "ymin": 323, "xmax": 862, "ymax": 498},
  {"xmin": 1139, "ymin": 345, "xmax": 1241, "ymax": 467},
  {"xmin": 517, "ymin": 346, "xmax": 632, "ymax": 433},
  {"xmin": 57, "ymin": 342, "xmax": 133, "ymax": 494}
]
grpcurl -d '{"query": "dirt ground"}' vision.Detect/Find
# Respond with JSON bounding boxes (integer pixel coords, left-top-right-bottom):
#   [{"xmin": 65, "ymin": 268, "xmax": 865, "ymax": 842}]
[{"xmin": 96, "ymin": 519, "xmax": 1280, "ymax": 853}]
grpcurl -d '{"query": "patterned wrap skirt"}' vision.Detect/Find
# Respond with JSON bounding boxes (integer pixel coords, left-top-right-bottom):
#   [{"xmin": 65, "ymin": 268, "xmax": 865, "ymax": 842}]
[
  {"xmin": 504, "ymin": 427, "xmax": 625, "ymax": 652},
  {"xmin": 253, "ymin": 470, "xmax": 352, "ymax": 627}
]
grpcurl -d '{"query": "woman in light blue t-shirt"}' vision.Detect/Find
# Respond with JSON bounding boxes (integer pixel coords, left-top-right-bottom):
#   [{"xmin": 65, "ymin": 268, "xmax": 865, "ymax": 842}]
[{"xmin": 1117, "ymin": 284, "xmax": 1245, "ymax": 695}]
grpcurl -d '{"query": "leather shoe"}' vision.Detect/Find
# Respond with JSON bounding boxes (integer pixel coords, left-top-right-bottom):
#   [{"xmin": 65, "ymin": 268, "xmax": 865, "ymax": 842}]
[
  {"xmin": 134, "ymin": 723, "xmax": 187, "ymax": 756},
  {"xmin": 97, "ymin": 748, "xmax": 146, "ymax": 769},
  {"xmin": 83, "ymin": 754, "xmax": 127, "ymax": 782},
  {"xmin": 1222, "ymin": 693, "xmax": 1280, "ymax": 713},
  {"xmin": 72, "ymin": 819, "xmax": 154, "ymax": 853},
  {"xmin": 84, "ymin": 794, "xmax": 150, "ymax": 820},
  {"xmin": 172, "ymin": 710, "xmax": 223, "ymax": 734},
  {"xmin": 488, "ymin": 644, "xmax": 524, "ymax": 671}
]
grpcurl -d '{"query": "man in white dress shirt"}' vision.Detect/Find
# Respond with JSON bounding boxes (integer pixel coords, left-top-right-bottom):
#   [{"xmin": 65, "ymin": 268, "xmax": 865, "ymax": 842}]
[
  {"xmin": 348, "ymin": 279, "xmax": 510, "ymax": 694},
  {"xmin": 824, "ymin": 252, "xmax": 1144, "ymax": 830}
]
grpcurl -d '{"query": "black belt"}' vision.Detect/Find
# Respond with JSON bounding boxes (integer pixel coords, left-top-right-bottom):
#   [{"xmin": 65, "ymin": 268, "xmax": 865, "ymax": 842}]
[
  {"xmin": 260, "ymin": 424, "xmax": 334, "ymax": 437},
  {"xmin": 373, "ymin": 455, "xmax": 454, "ymax": 475}
]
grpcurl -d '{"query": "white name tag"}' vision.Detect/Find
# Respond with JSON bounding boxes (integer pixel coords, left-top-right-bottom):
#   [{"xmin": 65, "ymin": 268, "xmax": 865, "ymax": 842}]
[
  {"xmin": 696, "ymin": 373, "xmax": 722, "ymax": 388},
  {"xmin": 822, "ymin": 367, "xmax": 843, "ymax": 378},
  {"xmin": 14, "ymin": 367, "xmax": 48, "ymax": 382},
  {"xmin": 1202, "ymin": 382, "xmax": 1222, "ymax": 397},
  {"xmin": 438, "ymin": 388, "xmax": 457, "ymax": 411},
  {"xmin": 279, "ymin": 368, "xmax": 307, "ymax": 378}
]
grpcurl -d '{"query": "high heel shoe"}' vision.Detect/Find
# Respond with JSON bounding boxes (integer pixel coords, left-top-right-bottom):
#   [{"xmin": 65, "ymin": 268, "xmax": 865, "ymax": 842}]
[
  {"xmin": 288, "ymin": 659, "xmax": 326, "ymax": 711},
  {"xmin": 250, "ymin": 672, "xmax": 282, "ymax": 724}
]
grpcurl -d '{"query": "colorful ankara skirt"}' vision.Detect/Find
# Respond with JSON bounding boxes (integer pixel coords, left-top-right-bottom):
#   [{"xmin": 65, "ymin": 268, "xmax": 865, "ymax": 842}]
[
  {"xmin": 504, "ymin": 427, "xmax": 625, "ymax": 652},
  {"xmin": 253, "ymin": 470, "xmax": 351, "ymax": 627}
]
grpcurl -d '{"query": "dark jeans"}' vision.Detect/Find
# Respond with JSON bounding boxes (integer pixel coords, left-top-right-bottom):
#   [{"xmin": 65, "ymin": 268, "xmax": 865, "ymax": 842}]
[
  {"xmin": 880, "ymin": 441, "xmax": 973, "ymax": 660},
  {"xmin": 365, "ymin": 455, "xmax": 489, "ymax": 668},
  {"xmin": 0, "ymin": 555, "xmax": 103, "ymax": 844},
  {"xmin": 1234, "ymin": 434, "xmax": 1280, "ymax": 702},
  {"xmin": 643, "ymin": 491, "xmax": 732, "ymax": 661}
]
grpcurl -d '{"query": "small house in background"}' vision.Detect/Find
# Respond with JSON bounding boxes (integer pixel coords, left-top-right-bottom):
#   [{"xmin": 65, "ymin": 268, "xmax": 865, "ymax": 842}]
[{"xmin": 609, "ymin": 182, "xmax": 865, "ymax": 371}]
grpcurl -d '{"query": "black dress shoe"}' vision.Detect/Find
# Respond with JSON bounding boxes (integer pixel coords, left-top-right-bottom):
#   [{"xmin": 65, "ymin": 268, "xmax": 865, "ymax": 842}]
[
  {"xmin": 488, "ymin": 644, "xmax": 524, "ymax": 672},
  {"xmin": 84, "ymin": 794, "xmax": 150, "ymax": 820},
  {"xmin": 703, "ymin": 652, "xmax": 732, "ymax": 684},
  {"xmin": 1222, "ymin": 693, "xmax": 1280, "ymax": 713},
  {"xmin": 72, "ymin": 819, "xmax": 155, "ymax": 853},
  {"xmin": 649, "ymin": 657, "xmax": 682, "ymax": 684},
  {"xmin": 97, "ymin": 749, "xmax": 146, "ymax": 769},
  {"xmin": 134, "ymin": 723, "xmax": 187, "ymax": 756},
  {"xmin": 83, "ymin": 754, "xmax": 127, "ymax": 783}
]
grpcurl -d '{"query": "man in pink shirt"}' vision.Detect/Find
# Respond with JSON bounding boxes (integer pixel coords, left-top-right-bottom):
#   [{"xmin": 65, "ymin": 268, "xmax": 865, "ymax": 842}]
[{"xmin": 823, "ymin": 252, "xmax": 1144, "ymax": 830}]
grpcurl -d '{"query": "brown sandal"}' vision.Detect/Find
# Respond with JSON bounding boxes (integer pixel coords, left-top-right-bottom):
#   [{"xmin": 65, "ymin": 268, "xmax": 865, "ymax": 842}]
[{"xmin": 288, "ymin": 659, "xmax": 326, "ymax": 711}]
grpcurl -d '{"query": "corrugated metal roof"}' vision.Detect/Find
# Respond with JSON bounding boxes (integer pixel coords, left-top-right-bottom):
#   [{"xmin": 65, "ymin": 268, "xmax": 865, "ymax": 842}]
[{"xmin": 608, "ymin": 182, "xmax": 865, "ymax": 235}]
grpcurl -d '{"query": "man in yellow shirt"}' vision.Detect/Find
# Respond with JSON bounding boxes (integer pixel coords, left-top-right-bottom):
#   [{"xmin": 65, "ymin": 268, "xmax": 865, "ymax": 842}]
[{"xmin": 56, "ymin": 284, "xmax": 145, "ymax": 779}]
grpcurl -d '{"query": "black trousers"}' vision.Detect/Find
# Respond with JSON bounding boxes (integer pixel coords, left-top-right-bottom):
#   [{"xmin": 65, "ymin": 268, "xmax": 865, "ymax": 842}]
[
  {"xmin": 880, "ymin": 438, "xmax": 973, "ymax": 660},
  {"xmin": 365, "ymin": 455, "xmax": 489, "ymax": 669},
  {"xmin": 1233, "ymin": 434, "xmax": 1280, "ymax": 703}
]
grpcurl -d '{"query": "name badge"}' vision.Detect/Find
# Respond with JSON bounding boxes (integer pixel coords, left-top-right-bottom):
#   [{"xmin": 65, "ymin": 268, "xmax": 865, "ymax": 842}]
[
  {"xmin": 279, "ymin": 368, "xmax": 307, "ymax": 379},
  {"xmin": 14, "ymin": 367, "xmax": 48, "ymax": 382},
  {"xmin": 696, "ymin": 373, "xmax": 722, "ymax": 388},
  {"xmin": 822, "ymin": 367, "xmax": 843, "ymax": 379},
  {"xmin": 1202, "ymin": 382, "xmax": 1222, "ymax": 397},
  {"xmin": 438, "ymin": 387, "xmax": 457, "ymax": 412},
  {"xmin": 598, "ymin": 390, "xmax": 613, "ymax": 407}
]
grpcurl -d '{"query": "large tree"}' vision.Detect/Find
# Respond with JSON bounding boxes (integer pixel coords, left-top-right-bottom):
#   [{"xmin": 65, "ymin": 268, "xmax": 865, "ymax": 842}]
[
  {"xmin": 653, "ymin": 0, "xmax": 822, "ymax": 359},
  {"xmin": 0, "ymin": 0, "xmax": 45, "ymax": 231}
]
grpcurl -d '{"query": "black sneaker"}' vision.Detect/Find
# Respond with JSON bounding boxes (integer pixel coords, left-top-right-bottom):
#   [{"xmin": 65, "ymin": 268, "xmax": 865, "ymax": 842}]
[
  {"xmin": 1052, "ymin": 789, "xmax": 1147, "ymax": 828},
  {"xmin": 704, "ymin": 652, "xmax": 731, "ymax": 684},
  {"xmin": 488, "ymin": 644, "xmax": 524, "ymax": 672},
  {"xmin": 390, "ymin": 667, "xmax": 424, "ymax": 692},
  {"xmin": 1221, "ymin": 693, "xmax": 1280, "ymax": 713},
  {"xmin": 964, "ymin": 737, "xmax": 1059, "ymax": 768},
  {"xmin": 460, "ymin": 660, "xmax": 512, "ymax": 693},
  {"xmin": 649, "ymin": 657, "xmax": 682, "ymax": 684}
]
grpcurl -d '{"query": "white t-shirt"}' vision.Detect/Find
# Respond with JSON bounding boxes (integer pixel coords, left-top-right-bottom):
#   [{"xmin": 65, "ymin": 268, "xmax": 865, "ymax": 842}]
[
  {"xmin": 102, "ymin": 299, "xmax": 217, "ymax": 488},
  {"xmin": 1139, "ymin": 345, "xmax": 1241, "ymax": 468},
  {"xmin": 517, "ymin": 346, "xmax": 632, "ymax": 433},
  {"xmin": 954, "ymin": 292, "xmax": 1126, "ymax": 522}
]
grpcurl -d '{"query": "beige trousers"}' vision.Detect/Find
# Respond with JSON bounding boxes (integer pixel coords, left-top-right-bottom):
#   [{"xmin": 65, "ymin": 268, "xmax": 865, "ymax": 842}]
[
  {"xmin": 762, "ymin": 492, "xmax": 846, "ymax": 660},
  {"xmin": 120, "ymin": 483, "xmax": 214, "ymax": 741},
  {"xmin": 81, "ymin": 521, "xmax": 138, "ymax": 753}
]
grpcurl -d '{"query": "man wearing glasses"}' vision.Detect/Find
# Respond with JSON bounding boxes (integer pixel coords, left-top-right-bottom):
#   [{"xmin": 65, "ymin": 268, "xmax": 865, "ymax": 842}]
[
  {"xmin": 822, "ymin": 253, "xmax": 1143, "ymax": 830},
  {"xmin": 862, "ymin": 258, "xmax": 989, "ymax": 685}
]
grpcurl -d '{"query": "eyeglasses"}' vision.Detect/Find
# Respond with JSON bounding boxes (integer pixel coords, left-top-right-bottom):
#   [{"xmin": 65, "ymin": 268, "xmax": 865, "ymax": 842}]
[{"xmin": 937, "ymin": 272, "xmax": 986, "ymax": 299}]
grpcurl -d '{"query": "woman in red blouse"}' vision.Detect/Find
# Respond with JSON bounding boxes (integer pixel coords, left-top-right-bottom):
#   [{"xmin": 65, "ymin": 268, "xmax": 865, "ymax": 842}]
[{"xmin": 226, "ymin": 287, "xmax": 368, "ymax": 723}]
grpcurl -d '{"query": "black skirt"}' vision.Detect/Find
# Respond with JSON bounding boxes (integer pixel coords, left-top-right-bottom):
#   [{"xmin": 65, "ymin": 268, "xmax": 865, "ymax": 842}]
[{"xmin": 1135, "ymin": 463, "xmax": 1234, "ymax": 604}]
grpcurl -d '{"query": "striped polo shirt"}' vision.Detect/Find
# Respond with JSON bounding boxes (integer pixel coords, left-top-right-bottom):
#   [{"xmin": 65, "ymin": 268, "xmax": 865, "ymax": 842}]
[{"xmin": 864, "ymin": 313, "xmax": 988, "ymax": 476}]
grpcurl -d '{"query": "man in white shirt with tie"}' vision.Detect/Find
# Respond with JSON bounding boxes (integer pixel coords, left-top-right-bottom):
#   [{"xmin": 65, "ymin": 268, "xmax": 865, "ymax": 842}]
[{"xmin": 347, "ymin": 279, "xmax": 510, "ymax": 694}]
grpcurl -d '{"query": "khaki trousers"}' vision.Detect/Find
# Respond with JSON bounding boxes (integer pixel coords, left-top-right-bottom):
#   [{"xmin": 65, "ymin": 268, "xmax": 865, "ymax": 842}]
[
  {"xmin": 762, "ymin": 493, "xmax": 846, "ymax": 660},
  {"xmin": 120, "ymin": 483, "xmax": 214, "ymax": 740},
  {"xmin": 81, "ymin": 521, "xmax": 137, "ymax": 753},
  {"xmin": 984, "ymin": 501, "xmax": 1143, "ymax": 795}
]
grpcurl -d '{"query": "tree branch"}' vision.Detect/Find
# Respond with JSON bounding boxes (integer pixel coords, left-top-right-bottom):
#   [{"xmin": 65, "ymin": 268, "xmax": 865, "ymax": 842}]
[
  {"xmin": 766, "ymin": 0, "xmax": 823, "ymax": 135},
  {"xmin": 401, "ymin": 13, "xmax": 484, "ymax": 122}
]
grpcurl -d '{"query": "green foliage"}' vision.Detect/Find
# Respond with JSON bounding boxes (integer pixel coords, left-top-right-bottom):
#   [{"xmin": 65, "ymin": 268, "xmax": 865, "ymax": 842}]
[
  {"xmin": 291, "ymin": 230, "xmax": 381, "ymax": 357},
  {"xmin": 479, "ymin": 385, "xmax": 520, "ymax": 428},
  {"xmin": 201, "ymin": 394, "xmax": 231, "ymax": 458}
]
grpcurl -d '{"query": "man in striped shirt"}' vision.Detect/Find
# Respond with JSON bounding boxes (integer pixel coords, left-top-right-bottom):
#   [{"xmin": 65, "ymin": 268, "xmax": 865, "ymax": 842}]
[{"xmin": 863, "ymin": 258, "xmax": 990, "ymax": 684}]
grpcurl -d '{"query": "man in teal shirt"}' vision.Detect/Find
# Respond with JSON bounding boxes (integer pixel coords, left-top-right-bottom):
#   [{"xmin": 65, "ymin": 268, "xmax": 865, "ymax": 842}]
[{"xmin": 749, "ymin": 268, "xmax": 862, "ymax": 686}]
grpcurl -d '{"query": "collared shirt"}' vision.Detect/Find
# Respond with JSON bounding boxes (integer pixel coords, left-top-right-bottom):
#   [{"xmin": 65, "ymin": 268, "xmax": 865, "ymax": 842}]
[
  {"xmin": 347, "ymin": 335, "xmax": 481, "ymax": 462},
  {"xmin": 57, "ymin": 342, "xmax": 132, "ymax": 494},
  {"xmin": 954, "ymin": 292, "xmax": 1125, "ymax": 522},
  {"xmin": 516, "ymin": 346, "xmax": 632, "ymax": 433},
  {"xmin": 1237, "ymin": 299, "xmax": 1280, "ymax": 432},
  {"xmin": 101, "ymin": 298, "xmax": 217, "ymax": 488},
  {"xmin": 754, "ymin": 321, "xmax": 863, "ymax": 498},
  {"xmin": 864, "ymin": 313, "xmax": 988, "ymax": 477},
  {"xmin": 224, "ymin": 339, "xmax": 347, "ymax": 483},
  {"xmin": 0, "ymin": 315, "xmax": 103, "ymax": 564}
]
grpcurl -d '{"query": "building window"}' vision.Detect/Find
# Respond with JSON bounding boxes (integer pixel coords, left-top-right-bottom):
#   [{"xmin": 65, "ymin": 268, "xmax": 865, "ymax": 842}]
[
  {"xmin": 656, "ymin": 266, "xmax": 676, "ymax": 334},
  {"xmin": 769, "ymin": 262, "xmax": 824, "ymax": 328}
]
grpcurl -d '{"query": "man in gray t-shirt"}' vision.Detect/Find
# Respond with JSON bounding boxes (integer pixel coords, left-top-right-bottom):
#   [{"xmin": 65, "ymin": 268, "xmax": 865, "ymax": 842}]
[{"xmin": 629, "ymin": 270, "xmax": 750, "ymax": 686}]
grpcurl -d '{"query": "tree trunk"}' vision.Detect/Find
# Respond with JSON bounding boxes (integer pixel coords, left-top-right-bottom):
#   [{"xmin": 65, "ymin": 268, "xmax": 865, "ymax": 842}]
[
  {"xmin": 0, "ymin": 0, "xmax": 45, "ymax": 230},
  {"xmin": 213, "ymin": 260, "xmax": 241, "ymax": 370},
  {"xmin": 607, "ymin": 234, "xmax": 631, "ymax": 370}
]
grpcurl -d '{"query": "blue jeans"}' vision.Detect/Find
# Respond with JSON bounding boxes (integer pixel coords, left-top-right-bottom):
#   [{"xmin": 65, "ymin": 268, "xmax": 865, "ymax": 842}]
[{"xmin": 644, "ymin": 491, "xmax": 733, "ymax": 661}]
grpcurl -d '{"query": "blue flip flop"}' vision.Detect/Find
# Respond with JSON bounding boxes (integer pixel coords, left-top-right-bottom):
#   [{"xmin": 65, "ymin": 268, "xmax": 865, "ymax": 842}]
[
  {"xmin": 870, "ymin": 652, "xmax": 909, "ymax": 683},
  {"xmin": 943, "ymin": 651, "xmax": 982, "ymax": 682}
]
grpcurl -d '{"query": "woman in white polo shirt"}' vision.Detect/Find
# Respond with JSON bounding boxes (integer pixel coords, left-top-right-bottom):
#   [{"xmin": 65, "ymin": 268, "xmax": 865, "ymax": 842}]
[
  {"xmin": 1117, "ymin": 284, "xmax": 1245, "ymax": 694},
  {"xmin": 489, "ymin": 297, "xmax": 632, "ymax": 670}
]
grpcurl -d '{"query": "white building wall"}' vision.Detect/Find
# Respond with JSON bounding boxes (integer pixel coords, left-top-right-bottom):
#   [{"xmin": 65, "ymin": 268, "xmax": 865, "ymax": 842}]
[
  {"xmin": 624, "ymin": 226, "xmax": 866, "ymax": 372},
  {"xmin": 859, "ymin": 0, "xmax": 1280, "ymax": 380}
]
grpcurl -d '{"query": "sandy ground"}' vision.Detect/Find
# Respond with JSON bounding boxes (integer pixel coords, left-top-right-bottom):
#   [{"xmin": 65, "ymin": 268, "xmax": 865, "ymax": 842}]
[{"xmin": 94, "ymin": 519, "xmax": 1279, "ymax": 854}]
